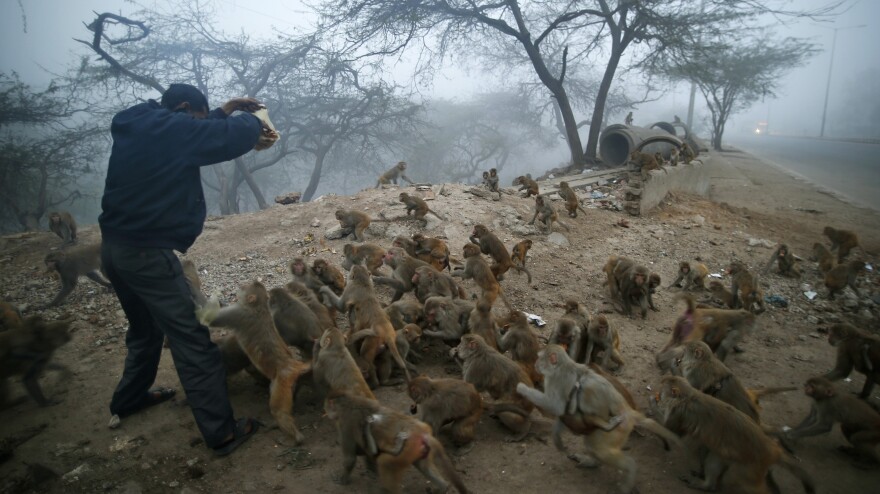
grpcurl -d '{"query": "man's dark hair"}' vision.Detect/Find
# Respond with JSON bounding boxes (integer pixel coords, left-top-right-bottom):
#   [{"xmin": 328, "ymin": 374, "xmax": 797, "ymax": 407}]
[{"xmin": 160, "ymin": 84, "xmax": 209, "ymax": 113}]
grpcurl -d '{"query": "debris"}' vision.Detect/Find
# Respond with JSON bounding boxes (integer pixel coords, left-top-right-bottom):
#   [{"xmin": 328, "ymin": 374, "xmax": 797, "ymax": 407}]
[
  {"xmin": 764, "ymin": 295, "xmax": 788, "ymax": 308},
  {"xmin": 309, "ymin": 218, "xmax": 320, "ymax": 227},
  {"xmin": 794, "ymin": 208, "xmax": 823, "ymax": 214},
  {"xmin": 709, "ymin": 273, "xmax": 723, "ymax": 278},
  {"xmin": 546, "ymin": 233, "xmax": 570, "ymax": 247},
  {"xmin": 616, "ymin": 219, "xmax": 630, "ymax": 228},
  {"xmin": 524, "ymin": 313, "xmax": 546, "ymax": 327},
  {"xmin": 590, "ymin": 191, "xmax": 604, "ymax": 199},
  {"xmin": 747, "ymin": 238, "xmax": 774, "ymax": 248},
  {"xmin": 804, "ymin": 291, "xmax": 818, "ymax": 300},
  {"xmin": 274, "ymin": 192, "xmax": 301, "ymax": 205}
]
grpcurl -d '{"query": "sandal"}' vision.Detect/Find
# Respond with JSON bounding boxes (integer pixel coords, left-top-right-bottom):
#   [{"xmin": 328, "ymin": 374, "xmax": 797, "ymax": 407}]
[
  {"xmin": 116, "ymin": 387, "xmax": 177, "ymax": 418},
  {"xmin": 213, "ymin": 418, "xmax": 260, "ymax": 457}
]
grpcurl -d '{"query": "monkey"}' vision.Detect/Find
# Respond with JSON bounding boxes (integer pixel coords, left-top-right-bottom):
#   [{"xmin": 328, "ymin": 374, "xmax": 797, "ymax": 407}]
[
  {"xmin": 285, "ymin": 281, "xmax": 337, "ymax": 329},
  {"xmin": 408, "ymin": 376, "xmax": 483, "ymax": 449},
  {"xmin": 384, "ymin": 299, "xmax": 423, "ymax": 331},
  {"xmin": 398, "ymin": 192, "xmax": 445, "ymax": 225},
  {"xmin": 668, "ymin": 261, "xmax": 709, "ymax": 291},
  {"xmin": 549, "ymin": 317, "xmax": 585, "ymax": 363},
  {"xmin": 584, "ymin": 315, "xmax": 624, "ymax": 372},
  {"xmin": 515, "ymin": 345, "xmax": 680, "ymax": 494},
  {"xmin": 411, "ymin": 233, "xmax": 451, "ymax": 272},
  {"xmin": 513, "ymin": 175, "xmax": 539, "ymax": 198},
  {"xmin": 647, "ymin": 272, "xmax": 661, "ymax": 312},
  {"xmin": 557, "ymin": 181, "xmax": 588, "ymax": 218},
  {"xmin": 207, "ymin": 280, "xmax": 310, "ymax": 444},
  {"xmin": 43, "ymin": 243, "xmax": 113, "ymax": 307},
  {"xmin": 822, "ymin": 323, "xmax": 880, "ymax": 399},
  {"xmin": 412, "ymin": 265, "xmax": 464, "ymax": 303},
  {"xmin": 529, "ymin": 195, "xmax": 570, "ymax": 233},
  {"xmin": 312, "ymin": 259, "xmax": 346, "ymax": 296},
  {"xmin": 348, "ymin": 326, "xmax": 418, "ymax": 387},
  {"xmin": 602, "ymin": 255, "xmax": 630, "ymax": 302},
  {"xmin": 422, "ymin": 296, "xmax": 474, "ymax": 342},
  {"xmin": 510, "ymin": 239, "xmax": 532, "ymax": 273},
  {"xmin": 785, "ymin": 376, "xmax": 880, "ymax": 466},
  {"xmin": 824, "ymin": 226, "xmax": 860, "ymax": 263},
  {"xmin": 481, "ymin": 170, "xmax": 490, "ymax": 187},
  {"xmin": 311, "ymin": 327, "xmax": 374, "ymax": 399},
  {"xmin": 393, "ymin": 234, "xmax": 450, "ymax": 272},
  {"xmin": 680, "ymin": 142, "xmax": 696, "ymax": 164},
  {"xmin": 335, "ymin": 209, "xmax": 370, "ymax": 242},
  {"xmin": 486, "ymin": 168, "xmax": 500, "ymax": 194},
  {"xmin": 629, "ymin": 151, "xmax": 666, "ymax": 180},
  {"xmin": 342, "ymin": 243, "xmax": 386, "ymax": 275},
  {"xmin": 652, "ymin": 376, "xmax": 815, "ymax": 493},
  {"xmin": 47, "ymin": 211, "xmax": 77, "ymax": 245},
  {"xmin": 180, "ymin": 259, "xmax": 209, "ymax": 310},
  {"xmin": 669, "ymin": 146, "xmax": 680, "ymax": 166},
  {"xmin": 654, "ymin": 151, "xmax": 665, "ymax": 167},
  {"xmin": 617, "ymin": 263, "xmax": 651, "ymax": 319},
  {"xmin": 375, "ymin": 160, "xmax": 414, "ymax": 188},
  {"xmin": 267, "ymin": 287, "xmax": 324, "ymax": 358},
  {"xmin": 213, "ymin": 334, "xmax": 268, "ymax": 384},
  {"xmin": 0, "ymin": 300, "xmax": 22, "ymax": 331},
  {"xmin": 563, "ymin": 299, "xmax": 591, "ymax": 338},
  {"xmin": 727, "ymin": 261, "xmax": 765, "ymax": 313},
  {"xmin": 812, "ymin": 242, "xmax": 836, "ymax": 274},
  {"xmin": 498, "ymin": 310, "xmax": 541, "ymax": 384},
  {"xmin": 289, "ymin": 257, "xmax": 324, "ymax": 297},
  {"xmin": 763, "ymin": 243, "xmax": 801, "ymax": 277},
  {"xmin": 321, "ymin": 265, "xmax": 411, "ymax": 384},
  {"xmin": 453, "ymin": 334, "xmax": 534, "ymax": 441},
  {"xmin": 393, "ymin": 324, "xmax": 423, "ymax": 366},
  {"xmin": 705, "ymin": 280, "xmax": 735, "ymax": 308},
  {"xmin": 452, "ymin": 243, "xmax": 514, "ymax": 311},
  {"xmin": 657, "ymin": 294, "xmax": 756, "ymax": 363},
  {"xmin": 825, "ymin": 260, "xmax": 865, "ymax": 299},
  {"xmin": 468, "ymin": 300, "xmax": 500, "ymax": 350},
  {"xmin": 624, "ymin": 111, "xmax": 633, "ymax": 125},
  {"xmin": 469, "ymin": 224, "xmax": 530, "ymax": 282},
  {"xmin": 324, "ymin": 392, "xmax": 469, "ymax": 494},
  {"xmin": 372, "ymin": 247, "xmax": 433, "ymax": 303},
  {"xmin": 0, "ymin": 315, "xmax": 72, "ymax": 407}
]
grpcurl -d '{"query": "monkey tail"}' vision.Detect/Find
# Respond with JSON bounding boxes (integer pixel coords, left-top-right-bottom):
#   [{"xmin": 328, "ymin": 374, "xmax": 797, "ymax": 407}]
[
  {"xmin": 427, "ymin": 436, "xmax": 470, "ymax": 494},
  {"xmin": 512, "ymin": 265, "xmax": 532, "ymax": 284},
  {"xmin": 633, "ymin": 412, "xmax": 683, "ymax": 450},
  {"xmin": 775, "ymin": 452, "xmax": 817, "ymax": 494},
  {"xmin": 427, "ymin": 209, "xmax": 446, "ymax": 221},
  {"xmin": 748, "ymin": 386, "xmax": 798, "ymax": 403}
]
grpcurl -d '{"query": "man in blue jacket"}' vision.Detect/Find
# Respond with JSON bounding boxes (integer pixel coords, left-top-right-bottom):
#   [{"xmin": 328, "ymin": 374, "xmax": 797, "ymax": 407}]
[{"xmin": 100, "ymin": 84, "xmax": 265, "ymax": 456}]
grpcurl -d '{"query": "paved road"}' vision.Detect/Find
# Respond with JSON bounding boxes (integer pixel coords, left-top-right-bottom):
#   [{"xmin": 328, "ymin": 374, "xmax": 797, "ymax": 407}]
[{"xmin": 728, "ymin": 134, "xmax": 880, "ymax": 211}]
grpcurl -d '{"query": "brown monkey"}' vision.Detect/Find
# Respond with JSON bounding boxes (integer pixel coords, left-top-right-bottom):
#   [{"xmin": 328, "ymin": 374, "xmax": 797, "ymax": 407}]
[
  {"xmin": 498, "ymin": 310, "xmax": 541, "ymax": 384},
  {"xmin": 603, "ymin": 255, "xmax": 630, "ymax": 301},
  {"xmin": 267, "ymin": 287, "xmax": 324, "ymax": 357},
  {"xmin": 825, "ymin": 260, "xmax": 865, "ymax": 299},
  {"xmin": 585, "ymin": 315, "xmax": 624, "ymax": 372},
  {"xmin": 395, "ymin": 324, "xmax": 423, "ymax": 365},
  {"xmin": 208, "ymin": 281, "xmax": 310, "ymax": 443},
  {"xmin": 324, "ymin": 392, "xmax": 469, "ymax": 494},
  {"xmin": 563, "ymin": 300, "xmax": 591, "ymax": 334},
  {"xmin": 557, "ymin": 181, "xmax": 587, "ymax": 218},
  {"xmin": 311, "ymin": 327, "xmax": 374, "ymax": 399},
  {"xmin": 289, "ymin": 257, "xmax": 324, "ymax": 296},
  {"xmin": 342, "ymin": 243, "xmax": 386, "ymax": 275},
  {"xmin": 320, "ymin": 265, "xmax": 411, "ymax": 384},
  {"xmin": 398, "ymin": 192, "xmax": 445, "ymax": 224},
  {"xmin": 214, "ymin": 334, "xmax": 267, "ymax": 384},
  {"xmin": 408, "ymin": 376, "xmax": 483, "ymax": 448},
  {"xmin": 516, "ymin": 345, "xmax": 680, "ymax": 494},
  {"xmin": 707, "ymin": 280, "xmax": 736, "ymax": 308},
  {"xmin": 513, "ymin": 175, "xmax": 538, "ymax": 197},
  {"xmin": 824, "ymin": 226, "xmax": 860, "ymax": 262},
  {"xmin": 822, "ymin": 323, "xmax": 880, "ymax": 399},
  {"xmin": 385, "ymin": 299, "xmax": 424, "ymax": 330},
  {"xmin": 654, "ymin": 151, "xmax": 665, "ymax": 166},
  {"xmin": 653, "ymin": 376, "xmax": 815, "ymax": 493},
  {"xmin": 411, "ymin": 233, "xmax": 451, "ymax": 271},
  {"xmin": 529, "ymin": 195, "xmax": 570, "ymax": 233},
  {"xmin": 48, "ymin": 211, "xmax": 77, "ymax": 245},
  {"xmin": 510, "ymin": 239, "xmax": 532, "ymax": 272},
  {"xmin": 372, "ymin": 247, "xmax": 432, "ymax": 303},
  {"xmin": 335, "ymin": 209, "xmax": 370, "ymax": 242},
  {"xmin": 423, "ymin": 296, "xmax": 473, "ymax": 342},
  {"xmin": 0, "ymin": 300, "xmax": 22, "ymax": 331},
  {"xmin": 785, "ymin": 376, "xmax": 880, "ymax": 466},
  {"xmin": 486, "ymin": 168, "xmax": 500, "ymax": 193},
  {"xmin": 452, "ymin": 243, "xmax": 513, "ymax": 310},
  {"xmin": 727, "ymin": 261, "xmax": 765, "ymax": 313},
  {"xmin": 285, "ymin": 281, "xmax": 336, "ymax": 329},
  {"xmin": 43, "ymin": 243, "xmax": 113, "ymax": 307},
  {"xmin": 549, "ymin": 317, "xmax": 585, "ymax": 363},
  {"xmin": 764, "ymin": 244, "xmax": 801, "ymax": 277},
  {"xmin": 629, "ymin": 150, "xmax": 666, "ymax": 180},
  {"xmin": 658, "ymin": 294, "xmax": 755, "ymax": 363},
  {"xmin": 812, "ymin": 242, "xmax": 836, "ymax": 273},
  {"xmin": 669, "ymin": 146, "xmax": 680, "ymax": 166},
  {"xmin": 312, "ymin": 259, "xmax": 346, "ymax": 296},
  {"xmin": 453, "ymin": 334, "xmax": 534, "ymax": 441},
  {"xmin": 375, "ymin": 160, "xmax": 414, "ymax": 188},
  {"xmin": 0, "ymin": 315, "xmax": 72, "ymax": 406},
  {"xmin": 468, "ymin": 300, "xmax": 500, "ymax": 350},
  {"xmin": 647, "ymin": 272, "xmax": 661, "ymax": 312},
  {"xmin": 469, "ymin": 224, "xmax": 530, "ymax": 282},
  {"xmin": 617, "ymin": 263, "xmax": 651, "ymax": 319},
  {"xmin": 680, "ymin": 142, "xmax": 696, "ymax": 164},
  {"xmin": 668, "ymin": 261, "xmax": 709, "ymax": 290},
  {"xmin": 412, "ymin": 265, "xmax": 464, "ymax": 302}
]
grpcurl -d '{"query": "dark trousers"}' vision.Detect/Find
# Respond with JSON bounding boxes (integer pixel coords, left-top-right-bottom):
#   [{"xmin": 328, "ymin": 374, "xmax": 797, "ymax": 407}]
[{"xmin": 102, "ymin": 242, "xmax": 234, "ymax": 447}]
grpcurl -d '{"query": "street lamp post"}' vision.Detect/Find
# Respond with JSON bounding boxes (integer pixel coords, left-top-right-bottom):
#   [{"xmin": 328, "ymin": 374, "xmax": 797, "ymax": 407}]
[{"xmin": 819, "ymin": 24, "xmax": 866, "ymax": 138}]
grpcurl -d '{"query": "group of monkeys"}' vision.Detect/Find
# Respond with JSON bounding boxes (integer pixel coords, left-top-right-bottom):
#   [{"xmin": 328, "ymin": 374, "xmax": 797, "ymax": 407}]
[{"xmin": 628, "ymin": 142, "xmax": 698, "ymax": 181}]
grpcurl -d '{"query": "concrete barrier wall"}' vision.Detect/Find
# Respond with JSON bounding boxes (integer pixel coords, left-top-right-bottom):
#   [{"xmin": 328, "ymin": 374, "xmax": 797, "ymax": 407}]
[{"xmin": 639, "ymin": 160, "xmax": 709, "ymax": 213}]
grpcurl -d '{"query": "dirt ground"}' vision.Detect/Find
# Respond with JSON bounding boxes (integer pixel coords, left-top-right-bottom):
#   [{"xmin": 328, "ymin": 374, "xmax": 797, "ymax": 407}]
[{"xmin": 1, "ymin": 148, "xmax": 879, "ymax": 494}]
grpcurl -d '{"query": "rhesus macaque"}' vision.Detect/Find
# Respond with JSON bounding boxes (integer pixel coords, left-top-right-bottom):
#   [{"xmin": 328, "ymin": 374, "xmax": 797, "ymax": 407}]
[
  {"xmin": 312, "ymin": 259, "xmax": 345, "ymax": 295},
  {"xmin": 669, "ymin": 146, "xmax": 680, "ymax": 166},
  {"xmin": 375, "ymin": 160, "xmax": 414, "ymax": 188},
  {"xmin": 385, "ymin": 299, "xmax": 424, "ymax": 331},
  {"xmin": 657, "ymin": 294, "xmax": 756, "ymax": 363},
  {"xmin": 785, "ymin": 377, "xmax": 880, "ymax": 466},
  {"xmin": 668, "ymin": 261, "xmax": 709, "ymax": 291},
  {"xmin": 549, "ymin": 317, "xmax": 585, "ymax": 363},
  {"xmin": 727, "ymin": 261, "xmax": 765, "ymax": 313},
  {"xmin": 563, "ymin": 299, "xmax": 591, "ymax": 334},
  {"xmin": 603, "ymin": 255, "xmax": 631, "ymax": 301},
  {"xmin": 680, "ymin": 142, "xmax": 696, "ymax": 164},
  {"xmin": 285, "ymin": 281, "xmax": 336, "ymax": 329},
  {"xmin": 617, "ymin": 263, "xmax": 651, "ymax": 319},
  {"xmin": 411, "ymin": 266, "xmax": 460, "ymax": 303},
  {"xmin": 324, "ymin": 392, "xmax": 469, "ymax": 494},
  {"xmin": 629, "ymin": 151, "xmax": 665, "ymax": 180},
  {"xmin": 513, "ymin": 175, "xmax": 538, "ymax": 198},
  {"xmin": 398, "ymin": 192, "xmax": 445, "ymax": 225},
  {"xmin": 411, "ymin": 233, "xmax": 451, "ymax": 272},
  {"xmin": 267, "ymin": 287, "xmax": 324, "ymax": 357},
  {"xmin": 764, "ymin": 243, "xmax": 801, "ymax": 277},
  {"xmin": 486, "ymin": 168, "xmax": 500, "ymax": 194},
  {"xmin": 469, "ymin": 224, "xmax": 530, "ymax": 282},
  {"xmin": 348, "ymin": 327, "xmax": 417, "ymax": 387},
  {"xmin": 529, "ymin": 195, "xmax": 570, "ymax": 233},
  {"xmin": 624, "ymin": 111, "xmax": 633, "ymax": 125},
  {"xmin": 422, "ymin": 296, "xmax": 473, "ymax": 342},
  {"xmin": 824, "ymin": 226, "xmax": 860, "ymax": 263},
  {"xmin": 208, "ymin": 281, "xmax": 309, "ymax": 443},
  {"xmin": 373, "ymin": 247, "xmax": 432, "ymax": 303},
  {"xmin": 452, "ymin": 243, "xmax": 513, "ymax": 310},
  {"xmin": 510, "ymin": 239, "xmax": 532, "ymax": 271},
  {"xmin": 822, "ymin": 323, "xmax": 880, "ymax": 399},
  {"xmin": 647, "ymin": 272, "xmax": 661, "ymax": 312},
  {"xmin": 468, "ymin": 300, "xmax": 500, "ymax": 350},
  {"xmin": 825, "ymin": 260, "xmax": 865, "ymax": 299},
  {"xmin": 652, "ymin": 376, "xmax": 815, "ymax": 493},
  {"xmin": 452, "ymin": 334, "xmax": 534, "ymax": 441},
  {"xmin": 498, "ymin": 310, "xmax": 541, "ymax": 385},
  {"xmin": 214, "ymin": 334, "xmax": 266, "ymax": 383},
  {"xmin": 557, "ymin": 181, "xmax": 587, "ymax": 218},
  {"xmin": 516, "ymin": 345, "xmax": 679, "ymax": 494},
  {"xmin": 408, "ymin": 376, "xmax": 483, "ymax": 448},
  {"xmin": 321, "ymin": 265, "xmax": 411, "ymax": 384},
  {"xmin": 43, "ymin": 243, "xmax": 112, "ymax": 307},
  {"xmin": 311, "ymin": 328, "xmax": 374, "ymax": 399},
  {"xmin": 395, "ymin": 323, "xmax": 423, "ymax": 365},
  {"xmin": 585, "ymin": 315, "xmax": 624, "ymax": 372},
  {"xmin": 342, "ymin": 243, "xmax": 386, "ymax": 275},
  {"xmin": 48, "ymin": 211, "xmax": 77, "ymax": 245},
  {"xmin": 0, "ymin": 315, "xmax": 72, "ymax": 406},
  {"xmin": 0, "ymin": 300, "xmax": 22, "ymax": 331},
  {"xmin": 654, "ymin": 151, "xmax": 665, "ymax": 166},
  {"xmin": 812, "ymin": 242, "xmax": 836, "ymax": 274},
  {"xmin": 707, "ymin": 280, "xmax": 736, "ymax": 308},
  {"xmin": 335, "ymin": 209, "xmax": 370, "ymax": 242},
  {"xmin": 289, "ymin": 257, "xmax": 324, "ymax": 296}
]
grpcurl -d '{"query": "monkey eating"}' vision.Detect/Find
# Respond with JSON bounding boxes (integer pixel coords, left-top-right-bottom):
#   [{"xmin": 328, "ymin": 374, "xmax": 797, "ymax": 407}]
[
  {"xmin": 513, "ymin": 175, "xmax": 539, "ymax": 198},
  {"xmin": 668, "ymin": 261, "xmax": 709, "ymax": 291},
  {"xmin": 727, "ymin": 261, "xmax": 766, "ymax": 313},
  {"xmin": 43, "ymin": 243, "xmax": 113, "ymax": 307},
  {"xmin": 48, "ymin": 211, "xmax": 77, "ymax": 246},
  {"xmin": 763, "ymin": 243, "xmax": 801, "ymax": 278},
  {"xmin": 375, "ymin": 160, "xmax": 414, "ymax": 188},
  {"xmin": 335, "ymin": 209, "xmax": 371, "ymax": 242},
  {"xmin": 822, "ymin": 323, "xmax": 880, "ymax": 399}
]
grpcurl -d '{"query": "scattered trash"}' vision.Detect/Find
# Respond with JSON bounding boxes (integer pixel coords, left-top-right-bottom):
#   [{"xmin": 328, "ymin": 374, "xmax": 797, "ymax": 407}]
[
  {"xmin": 804, "ymin": 291, "xmax": 818, "ymax": 300},
  {"xmin": 747, "ymin": 238, "xmax": 774, "ymax": 248},
  {"xmin": 590, "ymin": 191, "xmax": 604, "ymax": 199},
  {"xmin": 309, "ymin": 218, "xmax": 320, "ymax": 227},
  {"xmin": 801, "ymin": 283, "xmax": 813, "ymax": 292},
  {"xmin": 709, "ymin": 273, "xmax": 723, "ymax": 278},
  {"xmin": 781, "ymin": 425, "xmax": 791, "ymax": 432},
  {"xmin": 866, "ymin": 263, "xmax": 874, "ymax": 272},
  {"xmin": 547, "ymin": 174, "xmax": 555, "ymax": 179},
  {"xmin": 524, "ymin": 313, "xmax": 546, "ymax": 327},
  {"xmin": 764, "ymin": 295, "xmax": 788, "ymax": 308}
]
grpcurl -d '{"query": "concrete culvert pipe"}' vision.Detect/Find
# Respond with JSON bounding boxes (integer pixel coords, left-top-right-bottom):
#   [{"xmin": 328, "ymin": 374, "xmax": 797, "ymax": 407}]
[{"xmin": 599, "ymin": 124, "xmax": 683, "ymax": 166}]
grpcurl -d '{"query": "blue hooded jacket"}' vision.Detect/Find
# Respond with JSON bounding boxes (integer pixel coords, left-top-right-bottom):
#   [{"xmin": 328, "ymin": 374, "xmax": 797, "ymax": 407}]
[{"xmin": 99, "ymin": 101, "xmax": 262, "ymax": 252}]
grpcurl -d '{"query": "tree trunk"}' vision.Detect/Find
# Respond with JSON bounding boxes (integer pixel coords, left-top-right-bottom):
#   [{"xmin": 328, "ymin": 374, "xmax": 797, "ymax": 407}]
[
  {"xmin": 302, "ymin": 148, "xmax": 328, "ymax": 202},
  {"xmin": 234, "ymin": 157, "xmax": 268, "ymax": 210},
  {"xmin": 585, "ymin": 49, "xmax": 622, "ymax": 163}
]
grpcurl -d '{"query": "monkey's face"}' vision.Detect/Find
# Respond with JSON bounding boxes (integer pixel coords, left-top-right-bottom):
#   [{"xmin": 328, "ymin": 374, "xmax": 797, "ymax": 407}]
[
  {"xmin": 312, "ymin": 261, "xmax": 324, "ymax": 275},
  {"xmin": 49, "ymin": 214, "xmax": 60, "ymax": 225},
  {"xmin": 483, "ymin": 172, "xmax": 489, "ymax": 179},
  {"xmin": 535, "ymin": 196, "xmax": 545, "ymax": 206},
  {"xmin": 350, "ymin": 265, "xmax": 371, "ymax": 285},
  {"xmin": 595, "ymin": 321, "xmax": 608, "ymax": 338},
  {"xmin": 456, "ymin": 335, "xmax": 480, "ymax": 359},
  {"xmin": 490, "ymin": 169, "xmax": 497, "ymax": 177},
  {"xmin": 472, "ymin": 225, "xmax": 486, "ymax": 238},
  {"xmin": 399, "ymin": 193, "xmax": 407, "ymax": 202},
  {"xmin": 291, "ymin": 260, "xmax": 306, "ymax": 276},
  {"xmin": 462, "ymin": 244, "xmax": 480, "ymax": 258},
  {"xmin": 398, "ymin": 162, "xmax": 407, "ymax": 171},
  {"xmin": 633, "ymin": 273, "xmax": 645, "ymax": 287},
  {"xmin": 335, "ymin": 210, "xmax": 344, "ymax": 220},
  {"xmin": 778, "ymin": 247, "xmax": 787, "ymax": 257}
]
